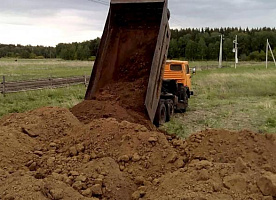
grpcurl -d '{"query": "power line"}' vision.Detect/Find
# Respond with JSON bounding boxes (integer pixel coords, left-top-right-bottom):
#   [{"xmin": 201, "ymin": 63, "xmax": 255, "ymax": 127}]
[
  {"xmin": 87, "ymin": 0, "xmax": 184, "ymax": 28},
  {"xmin": 88, "ymin": 0, "xmax": 109, "ymax": 6}
]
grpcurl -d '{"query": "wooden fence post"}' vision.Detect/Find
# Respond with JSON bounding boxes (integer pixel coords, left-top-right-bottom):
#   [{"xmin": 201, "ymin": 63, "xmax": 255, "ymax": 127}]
[
  {"xmin": 84, "ymin": 75, "xmax": 87, "ymax": 87},
  {"xmin": 2, "ymin": 76, "xmax": 6, "ymax": 97},
  {"xmin": 49, "ymin": 76, "xmax": 53, "ymax": 88}
]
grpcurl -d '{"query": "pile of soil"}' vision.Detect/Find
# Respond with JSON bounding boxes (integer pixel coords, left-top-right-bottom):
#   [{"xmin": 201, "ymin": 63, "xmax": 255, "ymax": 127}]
[
  {"xmin": 145, "ymin": 130, "xmax": 276, "ymax": 200},
  {"xmin": 0, "ymin": 107, "xmax": 276, "ymax": 200}
]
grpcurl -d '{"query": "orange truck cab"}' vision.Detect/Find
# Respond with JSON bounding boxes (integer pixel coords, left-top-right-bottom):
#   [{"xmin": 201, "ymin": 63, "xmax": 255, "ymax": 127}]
[
  {"xmin": 154, "ymin": 60, "xmax": 194, "ymax": 126},
  {"xmin": 164, "ymin": 60, "xmax": 192, "ymax": 90}
]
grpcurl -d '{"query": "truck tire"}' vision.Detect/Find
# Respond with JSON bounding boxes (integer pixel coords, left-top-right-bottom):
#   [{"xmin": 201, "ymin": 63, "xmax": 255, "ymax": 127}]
[
  {"xmin": 154, "ymin": 101, "xmax": 167, "ymax": 127},
  {"xmin": 178, "ymin": 85, "xmax": 188, "ymax": 112},
  {"xmin": 183, "ymin": 87, "xmax": 189, "ymax": 112},
  {"xmin": 165, "ymin": 99, "xmax": 174, "ymax": 122}
]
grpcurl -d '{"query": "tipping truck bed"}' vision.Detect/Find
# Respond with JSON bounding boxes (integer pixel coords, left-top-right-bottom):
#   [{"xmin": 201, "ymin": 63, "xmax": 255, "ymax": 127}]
[{"xmin": 85, "ymin": 0, "xmax": 170, "ymax": 122}]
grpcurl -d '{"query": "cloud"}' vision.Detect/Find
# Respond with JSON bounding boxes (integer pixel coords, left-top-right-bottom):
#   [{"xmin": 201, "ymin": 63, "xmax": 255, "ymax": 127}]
[
  {"xmin": 0, "ymin": 0, "xmax": 108, "ymax": 46},
  {"xmin": 169, "ymin": 0, "xmax": 276, "ymax": 28},
  {"xmin": 0, "ymin": 0, "xmax": 275, "ymax": 46}
]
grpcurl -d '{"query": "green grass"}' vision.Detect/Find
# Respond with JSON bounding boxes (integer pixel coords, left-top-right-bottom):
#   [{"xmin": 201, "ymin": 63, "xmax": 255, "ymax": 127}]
[
  {"xmin": 0, "ymin": 58, "xmax": 93, "ymax": 81},
  {"xmin": 1, "ymin": 59, "xmax": 275, "ymax": 137},
  {"xmin": 0, "ymin": 85, "xmax": 86, "ymax": 117},
  {"xmin": 0, "ymin": 58, "xmax": 91, "ymax": 117},
  {"xmin": 163, "ymin": 61, "xmax": 276, "ymax": 137}
]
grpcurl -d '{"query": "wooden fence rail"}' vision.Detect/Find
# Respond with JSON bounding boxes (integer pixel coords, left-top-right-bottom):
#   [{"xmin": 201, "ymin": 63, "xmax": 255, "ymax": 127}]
[{"xmin": 0, "ymin": 76, "xmax": 90, "ymax": 96}]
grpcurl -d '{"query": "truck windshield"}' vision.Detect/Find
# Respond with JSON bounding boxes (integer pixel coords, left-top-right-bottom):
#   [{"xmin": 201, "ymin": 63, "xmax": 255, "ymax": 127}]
[
  {"xmin": 170, "ymin": 64, "xmax": 182, "ymax": 71},
  {"xmin": 186, "ymin": 65, "xmax": 190, "ymax": 74}
]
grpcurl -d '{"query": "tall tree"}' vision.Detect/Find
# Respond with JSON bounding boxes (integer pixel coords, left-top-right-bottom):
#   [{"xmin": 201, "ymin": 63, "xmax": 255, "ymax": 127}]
[
  {"xmin": 197, "ymin": 37, "xmax": 208, "ymax": 60},
  {"xmin": 185, "ymin": 40, "xmax": 197, "ymax": 60}
]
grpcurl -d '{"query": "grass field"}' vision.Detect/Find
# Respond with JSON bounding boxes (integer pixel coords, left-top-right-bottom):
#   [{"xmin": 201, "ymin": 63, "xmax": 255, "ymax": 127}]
[
  {"xmin": 0, "ymin": 85, "xmax": 86, "ymax": 116},
  {"xmin": 0, "ymin": 58, "xmax": 93, "ymax": 81},
  {"xmin": 0, "ymin": 58, "xmax": 90, "ymax": 116},
  {"xmin": 0, "ymin": 59, "xmax": 275, "ymax": 136}
]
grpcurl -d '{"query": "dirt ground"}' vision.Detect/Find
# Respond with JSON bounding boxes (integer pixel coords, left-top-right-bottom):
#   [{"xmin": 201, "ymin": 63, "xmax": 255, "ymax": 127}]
[{"xmin": 0, "ymin": 106, "xmax": 276, "ymax": 200}]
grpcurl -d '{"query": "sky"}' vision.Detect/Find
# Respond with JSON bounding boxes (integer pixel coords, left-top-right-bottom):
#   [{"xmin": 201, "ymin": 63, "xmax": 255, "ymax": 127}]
[{"xmin": 0, "ymin": 0, "xmax": 275, "ymax": 46}]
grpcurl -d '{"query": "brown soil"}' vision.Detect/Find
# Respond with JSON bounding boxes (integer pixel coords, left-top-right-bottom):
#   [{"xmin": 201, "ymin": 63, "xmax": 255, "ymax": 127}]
[
  {"xmin": 1, "ymin": 107, "xmax": 276, "ymax": 200},
  {"xmin": 80, "ymin": 30, "xmax": 157, "ymax": 128},
  {"xmin": 71, "ymin": 77, "xmax": 154, "ymax": 129}
]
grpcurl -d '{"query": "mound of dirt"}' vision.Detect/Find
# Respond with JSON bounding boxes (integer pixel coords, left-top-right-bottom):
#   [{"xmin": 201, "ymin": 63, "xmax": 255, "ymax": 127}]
[
  {"xmin": 0, "ymin": 107, "xmax": 84, "ymax": 142},
  {"xmin": 0, "ymin": 107, "xmax": 276, "ymax": 200},
  {"xmin": 0, "ymin": 127, "xmax": 35, "ymax": 170},
  {"xmin": 71, "ymin": 99, "xmax": 154, "ymax": 130},
  {"xmin": 143, "ymin": 130, "xmax": 276, "ymax": 200}
]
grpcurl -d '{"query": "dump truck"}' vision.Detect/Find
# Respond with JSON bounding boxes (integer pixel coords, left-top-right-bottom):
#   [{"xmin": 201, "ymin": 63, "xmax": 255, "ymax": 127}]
[
  {"xmin": 85, "ymin": 0, "xmax": 193, "ymax": 126},
  {"xmin": 155, "ymin": 60, "xmax": 193, "ymax": 125}
]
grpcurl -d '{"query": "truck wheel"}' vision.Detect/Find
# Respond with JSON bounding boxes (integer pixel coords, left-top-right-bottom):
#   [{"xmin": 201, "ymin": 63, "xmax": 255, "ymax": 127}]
[
  {"xmin": 154, "ymin": 101, "xmax": 167, "ymax": 127},
  {"xmin": 178, "ymin": 85, "xmax": 188, "ymax": 112},
  {"xmin": 181, "ymin": 94, "xmax": 188, "ymax": 112},
  {"xmin": 183, "ymin": 87, "xmax": 189, "ymax": 110},
  {"xmin": 165, "ymin": 100, "xmax": 174, "ymax": 122}
]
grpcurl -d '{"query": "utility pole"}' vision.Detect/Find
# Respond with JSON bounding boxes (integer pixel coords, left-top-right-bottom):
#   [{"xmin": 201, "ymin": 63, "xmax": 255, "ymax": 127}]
[
  {"xmin": 268, "ymin": 40, "xmax": 276, "ymax": 67},
  {"xmin": 219, "ymin": 35, "xmax": 223, "ymax": 68},
  {"xmin": 266, "ymin": 39, "xmax": 269, "ymax": 69},
  {"xmin": 2, "ymin": 76, "xmax": 6, "ymax": 97},
  {"xmin": 233, "ymin": 35, "xmax": 238, "ymax": 69}
]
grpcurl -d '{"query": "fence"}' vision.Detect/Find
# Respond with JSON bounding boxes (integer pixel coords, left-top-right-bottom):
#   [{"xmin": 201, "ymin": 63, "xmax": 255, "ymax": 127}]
[
  {"xmin": 194, "ymin": 64, "xmax": 231, "ymax": 71},
  {"xmin": 0, "ymin": 75, "xmax": 90, "ymax": 96}
]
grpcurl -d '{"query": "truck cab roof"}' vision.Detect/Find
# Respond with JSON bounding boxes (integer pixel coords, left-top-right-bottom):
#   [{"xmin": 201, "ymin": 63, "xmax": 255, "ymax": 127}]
[{"xmin": 166, "ymin": 60, "xmax": 189, "ymax": 65}]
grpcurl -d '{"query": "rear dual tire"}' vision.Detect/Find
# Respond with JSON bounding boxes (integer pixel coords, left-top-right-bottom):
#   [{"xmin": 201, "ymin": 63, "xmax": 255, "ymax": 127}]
[
  {"xmin": 154, "ymin": 100, "xmax": 174, "ymax": 127},
  {"xmin": 165, "ymin": 99, "xmax": 174, "ymax": 122},
  {"xmin": 154, "ymin": 101, "xmax": 167, "ymax": 127}
]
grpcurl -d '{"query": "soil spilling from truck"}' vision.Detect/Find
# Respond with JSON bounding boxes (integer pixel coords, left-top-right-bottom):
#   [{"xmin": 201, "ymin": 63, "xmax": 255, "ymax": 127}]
[
  {"xmin": 76, "ymin": 29, "xmax": 160, "ymax": 129},
  {"xmin": 71, "ymin": 77, "xmax": 154, "ymax": 129},
  {"xmin": 1, "ymin": 107, "xmax": 276, "ymax": 200},
  {"xmin": 71, "ymin": 45, "xmax": 157, "ymax": 129}
]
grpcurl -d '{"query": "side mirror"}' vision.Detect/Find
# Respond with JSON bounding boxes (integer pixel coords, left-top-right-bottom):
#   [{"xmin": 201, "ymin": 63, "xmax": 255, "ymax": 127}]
[{"xmin": 192, "ymin": 67, "xmax": 196, "ymax": 74}]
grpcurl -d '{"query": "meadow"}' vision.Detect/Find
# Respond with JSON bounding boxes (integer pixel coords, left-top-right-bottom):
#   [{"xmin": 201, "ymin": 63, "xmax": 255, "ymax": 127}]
[
  {"xmin": 0, "ymin": 58, "xmax": 90, "ymax": 116},
  {"xmin": 0, "ymin": 58, "xmax": 93, "ymax": 81},
  {"xmin": 0, "ymin": 58, "xmax": 275, "ymax": 136}
]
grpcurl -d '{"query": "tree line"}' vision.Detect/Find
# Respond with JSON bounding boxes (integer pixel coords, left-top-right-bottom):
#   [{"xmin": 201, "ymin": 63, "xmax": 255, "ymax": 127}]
[
  {"xmin": 168, "ymin": 27, "xmax": 276, "ymax": 61},
  {"xmin": 0, "ymin": 38, "xmax": 100, "ymax": 60},
  {"xmin": 55, "ymin": 38, "xmax": 100, "ymax": 61},
  {"xmin": 0, "ymin": 44, "xmax": 56, "ymax": 59},
  {"xmin": 1, "ymin": 28, "xmax": 275, "ymax": 61}
]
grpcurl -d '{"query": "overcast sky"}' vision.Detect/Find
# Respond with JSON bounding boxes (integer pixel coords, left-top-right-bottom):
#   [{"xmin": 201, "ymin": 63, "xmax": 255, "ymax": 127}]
[{"xmin": 0, "ymin": 0, "xmax": 275, "ymax": 46}]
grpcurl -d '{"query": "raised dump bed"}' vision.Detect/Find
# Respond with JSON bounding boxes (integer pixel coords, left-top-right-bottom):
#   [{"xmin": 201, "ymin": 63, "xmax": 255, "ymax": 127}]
[{"xmin": 85, "ymin": 0, "xmax": 170, "ymax": 122}]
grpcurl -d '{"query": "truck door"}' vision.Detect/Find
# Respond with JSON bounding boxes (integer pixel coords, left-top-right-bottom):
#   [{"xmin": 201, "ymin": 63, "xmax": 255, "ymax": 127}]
[{"xmin": 185, "ymin": 64, "xmax": 191, "ymax": 90}]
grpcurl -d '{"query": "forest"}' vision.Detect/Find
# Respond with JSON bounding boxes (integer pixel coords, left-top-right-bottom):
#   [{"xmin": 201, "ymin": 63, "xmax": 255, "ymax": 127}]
[
  {"xmin": 0, "ymin": 44, "xmax": 56, "ymax": 59},
  {"xmin": 169, "ymin": 27, "xmax": 276, "ymax": 61},
  {"xmin": 0, "ymin": 28, "xmax": 275, "ymax": 61}
]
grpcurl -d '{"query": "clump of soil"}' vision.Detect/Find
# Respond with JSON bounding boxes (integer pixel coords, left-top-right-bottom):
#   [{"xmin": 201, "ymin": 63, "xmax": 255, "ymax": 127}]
[{"xmin": 0, "ymin": 107, "xmax": 276, "ymax": 200}]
